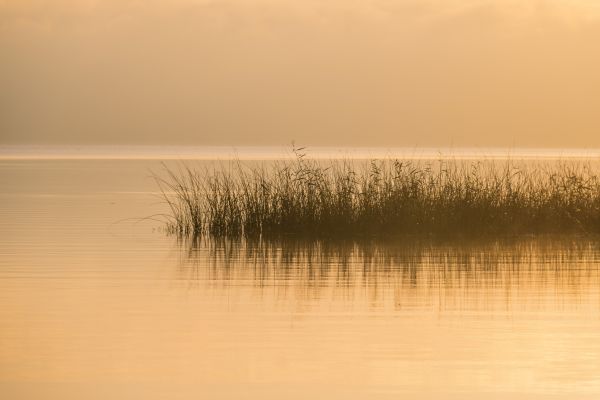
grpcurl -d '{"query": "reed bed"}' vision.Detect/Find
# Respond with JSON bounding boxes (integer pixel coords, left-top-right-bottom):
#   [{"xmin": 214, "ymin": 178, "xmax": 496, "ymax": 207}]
[{"xmin": 155, "ymin": 151, "xmax": 600, "ymax": 238}]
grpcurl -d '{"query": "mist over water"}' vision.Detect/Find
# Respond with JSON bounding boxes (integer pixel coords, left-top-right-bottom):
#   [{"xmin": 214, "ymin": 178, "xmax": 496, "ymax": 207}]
[
  {"xmin": 3, "ymin": 0, "xmax": 600, "ymax": 147},
  {"xmin": 2, "ymin": 145, "xmax": 600, "ymax": 159},
  {"xmin": 3, "ymin": 0, "xmax": 600, "ymax": 397}
]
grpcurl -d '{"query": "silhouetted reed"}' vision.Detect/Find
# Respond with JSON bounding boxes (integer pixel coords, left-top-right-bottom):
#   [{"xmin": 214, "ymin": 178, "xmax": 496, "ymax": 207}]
[{"xmin": 155, "ymin": 150, "xmax": 600, "ymax": 238}]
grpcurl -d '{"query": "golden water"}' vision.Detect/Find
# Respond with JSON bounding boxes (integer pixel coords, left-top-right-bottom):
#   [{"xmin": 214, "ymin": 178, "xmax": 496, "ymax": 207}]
[{"xmin": 1, "ymin": 160, "xmax": 600, "ymax": 399}]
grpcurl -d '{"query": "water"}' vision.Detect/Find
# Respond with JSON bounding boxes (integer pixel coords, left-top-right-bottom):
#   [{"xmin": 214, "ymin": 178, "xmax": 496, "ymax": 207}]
[{"xmin": 1, "ymin": 159, "xmax": 600, "ymax": 399}]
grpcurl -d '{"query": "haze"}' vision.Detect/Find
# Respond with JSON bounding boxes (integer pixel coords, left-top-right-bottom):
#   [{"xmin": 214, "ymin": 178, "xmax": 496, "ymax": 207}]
[{"xmin": 1, "ymin": 0, "xmax": 600, "ymax": 147}]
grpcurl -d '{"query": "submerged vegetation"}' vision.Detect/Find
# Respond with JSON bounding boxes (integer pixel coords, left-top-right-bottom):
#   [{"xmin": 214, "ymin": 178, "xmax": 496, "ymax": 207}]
[{"xmin": 155, "ymin": 150, "xmax": 600, "ymax": 238}]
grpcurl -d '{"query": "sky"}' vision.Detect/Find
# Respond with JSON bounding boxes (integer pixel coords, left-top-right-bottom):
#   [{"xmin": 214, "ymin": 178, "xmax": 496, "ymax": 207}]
[{"xmin": 1, "ymin": 0, "xmax": 600, "ymax": 147}]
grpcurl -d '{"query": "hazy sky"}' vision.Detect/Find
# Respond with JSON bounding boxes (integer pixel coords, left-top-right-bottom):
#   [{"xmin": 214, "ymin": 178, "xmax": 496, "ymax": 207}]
[{"xmin": 2, "ymin": 0, "xmax": 600, "ymax": 147}]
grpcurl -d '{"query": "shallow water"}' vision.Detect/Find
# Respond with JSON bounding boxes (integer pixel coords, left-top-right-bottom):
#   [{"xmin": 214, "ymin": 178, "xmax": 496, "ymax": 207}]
[{"xmin": 1, "ymin": 159, "xmax": 600, "ymax": 399}]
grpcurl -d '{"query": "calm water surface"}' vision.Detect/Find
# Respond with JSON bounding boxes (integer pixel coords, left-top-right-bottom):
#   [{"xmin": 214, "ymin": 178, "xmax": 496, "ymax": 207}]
[{"xmin": 1, "ymin": 160, "xmax": 600, "ymax": 399}]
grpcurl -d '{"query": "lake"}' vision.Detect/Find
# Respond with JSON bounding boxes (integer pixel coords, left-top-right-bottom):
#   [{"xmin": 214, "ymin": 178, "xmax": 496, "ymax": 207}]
[{"xmin": 1, "ymin": 157, "xmax": 600, "ymax": 399}]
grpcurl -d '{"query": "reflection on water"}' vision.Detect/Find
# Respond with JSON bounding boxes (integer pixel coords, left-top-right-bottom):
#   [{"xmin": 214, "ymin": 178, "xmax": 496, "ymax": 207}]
[
  {"xmin": 179, "ymin": 236, "xmax": 600, "ymax": 312},
  {"xmin": 1, "ymin": 159, "xmax": 600, "ymax": 399}
]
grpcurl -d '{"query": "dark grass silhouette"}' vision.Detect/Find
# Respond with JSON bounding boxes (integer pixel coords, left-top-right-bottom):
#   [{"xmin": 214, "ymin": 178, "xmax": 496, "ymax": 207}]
[{"xmin": 155, "ymin": 149, "xmax": 600, "ymax": 238}]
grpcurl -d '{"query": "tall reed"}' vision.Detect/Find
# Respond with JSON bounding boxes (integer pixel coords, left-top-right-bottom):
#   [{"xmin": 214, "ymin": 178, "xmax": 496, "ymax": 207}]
[{"xmin": 154, "ymin": 151, "xmax": 600, "ymax": 238}]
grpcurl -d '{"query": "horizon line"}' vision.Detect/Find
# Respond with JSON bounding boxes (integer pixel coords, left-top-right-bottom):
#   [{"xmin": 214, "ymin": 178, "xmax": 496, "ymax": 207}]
[{"xmin": 1, "ymin": 145, "xmax": 600, "ymax": 160}]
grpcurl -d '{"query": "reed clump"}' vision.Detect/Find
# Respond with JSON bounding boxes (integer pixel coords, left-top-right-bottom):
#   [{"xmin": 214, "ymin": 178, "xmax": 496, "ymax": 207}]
[{"xmin": 155, "ymin": 152, "xmax": 600, "ymax": 238}]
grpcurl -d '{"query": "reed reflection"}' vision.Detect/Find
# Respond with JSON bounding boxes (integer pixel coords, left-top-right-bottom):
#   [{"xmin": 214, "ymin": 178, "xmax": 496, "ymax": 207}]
[{"xmin": 176, "ymin": 236, "xmax": 600, "ymax": 312}]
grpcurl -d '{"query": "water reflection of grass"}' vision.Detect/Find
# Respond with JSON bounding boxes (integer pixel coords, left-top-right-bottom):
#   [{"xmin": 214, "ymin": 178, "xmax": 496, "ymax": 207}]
[
  {"xmin": 156, "ymin": 152, "xmax": 600, "ymax": 238},
  {"xmin": 177, "ymin": 237, "xmax": 600, "ymax": 308}
]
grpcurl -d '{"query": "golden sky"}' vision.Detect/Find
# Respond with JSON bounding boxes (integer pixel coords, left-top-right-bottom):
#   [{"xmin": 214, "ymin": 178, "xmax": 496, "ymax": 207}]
[{"xmin": 1, "ymin": 0, "xmax": 600, "ymax": 147}]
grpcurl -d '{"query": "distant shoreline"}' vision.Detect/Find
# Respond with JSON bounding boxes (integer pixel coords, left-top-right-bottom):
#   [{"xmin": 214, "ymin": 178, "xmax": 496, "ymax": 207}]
[{"xmin": 2, "ymin": 145, "xmax": 600, "ymax": 160}]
